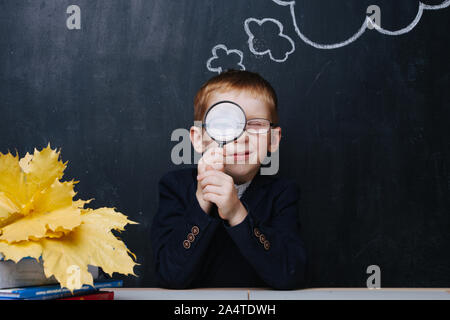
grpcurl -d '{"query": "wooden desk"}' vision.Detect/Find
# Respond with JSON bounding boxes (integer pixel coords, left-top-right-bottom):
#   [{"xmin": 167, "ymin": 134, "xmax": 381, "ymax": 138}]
[
  {"xmin": 111, "ymin": 288, "xmax": 249, "ymax": 300},
  {"xmin": 111, "ymin": 288, "xmax": 450, "ymax": 300}
]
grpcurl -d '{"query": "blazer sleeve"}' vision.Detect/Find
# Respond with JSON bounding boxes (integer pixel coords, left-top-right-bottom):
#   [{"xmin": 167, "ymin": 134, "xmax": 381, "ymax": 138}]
[
  {"xmin": 150, "ymin": 171, "xmax": 220, "ymax": 289},
  {"xmin": 224, "ymin": 180, "xmax": 307, "ymax": 289}
]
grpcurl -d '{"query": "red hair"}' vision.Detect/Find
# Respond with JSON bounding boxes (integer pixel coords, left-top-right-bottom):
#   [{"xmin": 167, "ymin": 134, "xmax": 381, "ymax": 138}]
[{"xmin": 194, "ymin": 70, "xmax": 278, "ymax": 123}]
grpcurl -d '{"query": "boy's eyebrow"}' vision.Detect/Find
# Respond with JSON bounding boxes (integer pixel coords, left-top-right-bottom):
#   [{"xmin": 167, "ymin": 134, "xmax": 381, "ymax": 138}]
[
  {"xmin": 246, "ymin": 115, "xmax": 271, "ymax": 119},
  {"xmin": 246, "ymin": 114, "xmax": 272, "ymax": 120},
  {"xmin": 242, "ymin": 106, "xmax": 272, "ymax": 119}
]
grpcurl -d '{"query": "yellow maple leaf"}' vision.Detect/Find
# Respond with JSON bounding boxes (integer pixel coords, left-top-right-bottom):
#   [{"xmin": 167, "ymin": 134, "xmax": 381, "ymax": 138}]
[
  {"xmin": 21, "ymin": 144, "xmax": 67, "ymax": 191},
  {"xmin": 0, "ymin": 145, "xmax": 138, "ymax": 291},
  {"xmin": 0, "ymin": 170, "xmax": 82, "ymax": 243},
  {"xmin": 0, "ymin": 192, "xmax": 19, "ymax": 224},
  {"xmin": 0, "ymin": 240, "xmax": 42, "ymax": 263},
  {"xmin": 0, "ymin": 144, "xmax": 67, "ymax": 218},
  {"xmin": 0, "ymin": 205, "xmax": 82, "ymax": 243},
  {"xmin": 0, "ymin": 152, "xmax": 27, "ymax": 215},
  {"xmin": 40, "ymin": 208, "xmax": 138, "ymax": 291}
]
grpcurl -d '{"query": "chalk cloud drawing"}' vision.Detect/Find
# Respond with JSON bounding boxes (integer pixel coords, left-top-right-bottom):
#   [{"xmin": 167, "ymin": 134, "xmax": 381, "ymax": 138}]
[
  {"xmin": 206, "ymin": 0, "xmax": 450, "ymax": 71},
  {"xmin": 272, "ymin": 0, "xmax": 450, "ymax": 49},
  {"xmin": 244, "ymin": 18, "xmax": 295, "ymax": 63},
  {"xmin": 207, "ymin": 44, "xmax": 246, "ymax": 74}
]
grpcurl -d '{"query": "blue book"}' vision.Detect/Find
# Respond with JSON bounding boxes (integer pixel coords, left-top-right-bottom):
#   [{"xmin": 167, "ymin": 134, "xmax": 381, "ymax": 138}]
[{"xmin": 0, "ymin": 280, "xmax": 123, "ymax": 300}]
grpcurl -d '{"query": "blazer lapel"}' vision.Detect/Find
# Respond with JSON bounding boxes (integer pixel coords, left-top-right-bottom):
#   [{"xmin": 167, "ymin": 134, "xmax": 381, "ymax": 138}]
[{"xmin": 240, "ymin": 169, "xmax": 274, "ymax": 215}]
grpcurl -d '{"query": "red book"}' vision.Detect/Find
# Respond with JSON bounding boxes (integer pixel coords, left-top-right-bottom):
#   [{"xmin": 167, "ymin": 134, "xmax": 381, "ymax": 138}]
[{"xmin": 58, "ymin": 291, "xmax": 114, "ymax": 300}]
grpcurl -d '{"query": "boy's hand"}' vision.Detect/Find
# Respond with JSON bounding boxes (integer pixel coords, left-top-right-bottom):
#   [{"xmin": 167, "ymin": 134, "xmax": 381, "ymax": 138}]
[
  {"xmin": 197, "ymin": 169, "xmax": 248, "ymax": 227},
  {"xmin": 196, "ymin": 147, "xmax": 225, "ymax": 214}
]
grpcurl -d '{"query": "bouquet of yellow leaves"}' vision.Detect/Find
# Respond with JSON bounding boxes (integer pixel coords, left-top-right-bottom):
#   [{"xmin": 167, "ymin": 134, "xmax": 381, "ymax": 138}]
[{"xmin": 0, "ymin": 144, "xmax": 138, "ymax": 291}]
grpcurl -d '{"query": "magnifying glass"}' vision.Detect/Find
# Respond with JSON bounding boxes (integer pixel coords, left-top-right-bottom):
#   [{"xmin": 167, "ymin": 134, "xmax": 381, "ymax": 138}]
[{"xmin": 203, "ymin": 100, "xmax": 246, "ymax": 148}]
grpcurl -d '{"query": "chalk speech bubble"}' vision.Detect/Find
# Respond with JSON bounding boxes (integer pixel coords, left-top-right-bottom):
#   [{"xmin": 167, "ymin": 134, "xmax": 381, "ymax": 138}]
[{"xmin": 271, "ymin": 0, "xmax": 450, "ymax": 49}]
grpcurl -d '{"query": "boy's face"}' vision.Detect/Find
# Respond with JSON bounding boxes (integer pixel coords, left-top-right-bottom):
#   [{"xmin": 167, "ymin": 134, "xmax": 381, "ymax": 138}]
[{"xmin": 191, "ymin": 89, "xmax": 281, "ymax": 184}]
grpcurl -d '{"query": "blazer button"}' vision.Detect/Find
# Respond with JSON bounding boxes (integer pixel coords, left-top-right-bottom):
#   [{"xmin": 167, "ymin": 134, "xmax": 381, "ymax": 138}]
[
  {"xmin": 183, "ymin": 240, "xmax": 191, "ymax": 249},
  {"xmin": 259, "ymin": 234, "xmax": 266, "ymax": 244},
  {"xmin": 254, "ymin": 228, "xmax": 261, "ymax": 238},
  {"xmin": 263, "ymin": 240, "xmax": 270, "ymax": 251},
  {"xmin": 187, "ymin": 233, "xmax": 195, "ymax": 242},
  {"xmin": 191, "ymin": 226, "xmax": 199, "ymax": 235}
]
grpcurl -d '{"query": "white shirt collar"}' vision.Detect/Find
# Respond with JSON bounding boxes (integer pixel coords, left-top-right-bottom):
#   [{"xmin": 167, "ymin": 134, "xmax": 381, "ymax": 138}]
[{"xmin": 234, "ymin": 180, "xmax": 252, "ymax": 199}]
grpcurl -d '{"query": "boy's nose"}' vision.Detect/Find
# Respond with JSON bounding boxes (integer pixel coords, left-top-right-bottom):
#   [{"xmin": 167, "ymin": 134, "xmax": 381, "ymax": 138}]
[{"xmin": 234, "ymin": 130, "xmax": 249, "ymax": 143}]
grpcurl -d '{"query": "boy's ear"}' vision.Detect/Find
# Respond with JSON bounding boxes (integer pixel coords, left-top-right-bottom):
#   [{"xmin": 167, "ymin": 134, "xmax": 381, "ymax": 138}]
[
  {"xmin": 268, "ymin": 126, "xmax": 281, "ymax": 153},
  {"xmin": 190, "ymin": 125, "xmax": 204, "ymax": 154}
]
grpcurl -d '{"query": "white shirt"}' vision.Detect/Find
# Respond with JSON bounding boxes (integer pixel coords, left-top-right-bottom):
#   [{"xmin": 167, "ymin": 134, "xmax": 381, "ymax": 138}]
[{"xmin": 235, "ymin": 180, "xmax": 252, "ymax": 199}]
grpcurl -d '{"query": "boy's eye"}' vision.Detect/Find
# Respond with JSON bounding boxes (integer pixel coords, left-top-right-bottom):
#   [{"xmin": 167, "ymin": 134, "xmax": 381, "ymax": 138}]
[
  {"xmin": 247, "ymin": 120, "xmax": 268, "ymax": 126},
  {"xmin": 246, "ymin": 119, "xmax": 271, "ymax": 133},
  {"xmin": 248, "ymin": 121, "xmax": 264, "ymax": 126}
]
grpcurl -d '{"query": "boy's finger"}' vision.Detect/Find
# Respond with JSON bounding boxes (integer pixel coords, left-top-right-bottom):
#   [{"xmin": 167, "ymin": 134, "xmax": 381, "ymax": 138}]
[
  {"xmin": 197, "ymin": 168, "xmax": 230, "ymax": 181},
  {"xmin": 203, "ymin": 157, "xmax": 223, "ymax": 167},
  {"xmin": 203, "ymin": 146, "xmax": 223, "ymax": 157},
  {"xmin": 203, "ymin": 192, "xmax": 221, "ymax": 206},
  {"xmin": 204, "ymin": 155, "xmax": 224, "ymax": 166},
  {"xmin": 199, "ymin": 175, "xmax": 223, "ymax": 188},
  {"xmin": 198, "ymin": 169, "xmax": 220, "ymax": 180},
  {"xmin": 202, "ymin": 148, "xmax": 223, "ymax": 162},
  {"xmin": 206, "ymin": 163, "xmax": 224, "ymax": 172},
  {"xmin": 199, "ymin": 173, "xmax": 232, "ymax": 189},
  {"xmin": 207, "ymin": 148, "xmax": 225, "ymax": 162},
  {"xmin": 198, "ymin": 149, "xmax": 224, "ymax": 174},
  {"xmin": 201, "ymin": 185, "xmax": 223, "ymax": 196},
  {"xmin": 210, "ymin": 146, "xmax": 224, "ymax": 155},
  {"xmin": 199, "ymin": 147, "xmax": 215, "ymax": 165}
]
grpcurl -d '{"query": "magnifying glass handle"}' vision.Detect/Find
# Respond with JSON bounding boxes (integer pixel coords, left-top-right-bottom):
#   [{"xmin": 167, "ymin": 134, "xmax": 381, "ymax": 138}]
[{"xmin": 211, "ymin": 141, "xmax": 225, "ymax": 219}]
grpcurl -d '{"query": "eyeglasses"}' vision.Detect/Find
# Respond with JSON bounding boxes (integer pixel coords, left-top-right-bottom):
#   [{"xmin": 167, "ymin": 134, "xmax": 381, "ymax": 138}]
[
  {"xmin": 202, "ymin": 118, "xmax": 276, "ymax": 135},
  {"xmin": 245, "ymin": 118, "xmax": 277, "ymax": 134}
]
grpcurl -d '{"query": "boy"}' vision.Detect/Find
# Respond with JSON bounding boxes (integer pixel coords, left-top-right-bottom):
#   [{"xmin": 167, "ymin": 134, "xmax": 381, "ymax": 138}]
[{"xmin": 150, "ymin": 70, "xmax": 306, "ymax": 289}]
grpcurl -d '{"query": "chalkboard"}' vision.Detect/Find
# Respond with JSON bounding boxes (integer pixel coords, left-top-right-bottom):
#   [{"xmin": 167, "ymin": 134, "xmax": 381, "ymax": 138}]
[{"xmin": 1, "ymin": 0, "xmax": 449, "ymax": 287}]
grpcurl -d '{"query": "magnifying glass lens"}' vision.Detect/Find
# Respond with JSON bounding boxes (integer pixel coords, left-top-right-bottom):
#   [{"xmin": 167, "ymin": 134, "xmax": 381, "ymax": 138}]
[
  {"xmin": 204, "ymin": 101, "xmax": 246, "ymax": 146},
  {"xmin": 207, "ymin": 119, "xmax": 243, "ymax": 139}
]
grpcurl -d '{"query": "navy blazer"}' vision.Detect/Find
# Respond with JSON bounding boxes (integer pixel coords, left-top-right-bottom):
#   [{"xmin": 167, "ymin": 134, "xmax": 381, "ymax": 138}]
[{"xmin": 150, "ymin": 167, "xmax": 307, "ymax": 289}]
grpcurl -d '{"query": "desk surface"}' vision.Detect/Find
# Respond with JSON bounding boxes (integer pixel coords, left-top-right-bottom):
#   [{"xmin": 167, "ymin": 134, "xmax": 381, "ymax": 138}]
[{"xmin": 111, "ymin": 288, "xmax": 450, "ymax": 300}]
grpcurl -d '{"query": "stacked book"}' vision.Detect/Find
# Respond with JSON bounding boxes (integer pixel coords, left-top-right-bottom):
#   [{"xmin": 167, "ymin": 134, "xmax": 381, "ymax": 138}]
[
  {"xmin": 0, "ymin": 255, "xmax": 121, "ymax": 300},
  {"xmin": 0, "ymin": 280, "xmax": 121, "ymax": 300}
]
